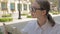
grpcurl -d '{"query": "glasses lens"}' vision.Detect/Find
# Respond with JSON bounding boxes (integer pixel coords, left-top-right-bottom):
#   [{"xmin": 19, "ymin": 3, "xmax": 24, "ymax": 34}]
[{"xmin": 30, "ymin": 7, "xmax": 36, "ymax": 12}]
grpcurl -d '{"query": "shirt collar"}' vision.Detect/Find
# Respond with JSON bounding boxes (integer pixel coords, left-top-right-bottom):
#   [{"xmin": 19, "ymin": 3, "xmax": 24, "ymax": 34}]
[{"xmin": 35, "ymin": 20, "xmax": 52, "ymax": 31}]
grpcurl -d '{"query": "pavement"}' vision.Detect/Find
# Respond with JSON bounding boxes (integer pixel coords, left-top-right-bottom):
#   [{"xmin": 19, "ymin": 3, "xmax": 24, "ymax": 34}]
[
  {"xmin": 52, "ymin": 14, "xmax": 60, "ymax": 24},
  {"xmin": 12, "ymin": 13, "xmax": 60, "ymax": 24},
  {"xmin": 0, "ymin": 13, "xmax": 60, "ymax": 25}
]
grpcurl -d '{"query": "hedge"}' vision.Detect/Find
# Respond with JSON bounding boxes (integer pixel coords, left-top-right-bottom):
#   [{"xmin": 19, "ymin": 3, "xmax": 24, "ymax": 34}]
[
  {"xmin": 27, "ymin": 15, "xmax": 32, "ymax": 18},
  {"xmin": 21, "ymin": 14, "xmax": 27, "ymax": 16},
  {"xmin": 0, "ymin": 17, "xmax": 13, "ymax": 22}
]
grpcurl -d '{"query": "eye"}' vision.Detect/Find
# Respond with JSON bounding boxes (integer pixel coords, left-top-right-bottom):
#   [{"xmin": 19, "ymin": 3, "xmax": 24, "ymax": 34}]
[
  {"xmin": 33, "ymin": 8, "xmax": 36, "ymax": 12},
  {"xmin": 30, "ymin": 7, "xmax": 36, "ymax": 12},
  {"xmin": 30, "ymin": 7, "xmax": 32, "ymax": 11}
]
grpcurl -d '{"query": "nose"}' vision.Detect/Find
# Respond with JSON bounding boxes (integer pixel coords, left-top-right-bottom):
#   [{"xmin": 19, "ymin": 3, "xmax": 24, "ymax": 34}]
[{"xmin": 31, "ymin": 12, "xmax": 36, "ymax": 18}]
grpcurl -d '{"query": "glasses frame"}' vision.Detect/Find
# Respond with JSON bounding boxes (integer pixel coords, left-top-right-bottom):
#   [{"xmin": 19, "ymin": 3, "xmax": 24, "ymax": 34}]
[{"xmin": 30, "ymin": 7, "xmax": 42, "ymax": 13}]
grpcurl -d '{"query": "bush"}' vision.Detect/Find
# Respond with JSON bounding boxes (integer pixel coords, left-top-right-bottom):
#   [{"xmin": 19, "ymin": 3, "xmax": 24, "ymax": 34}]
[
  {"xmin": 52, "ymin": 11, "xmax": 59, "ymax": 15},
  {"xmin": 0, "ymin": 17, "xmax": 13, "ymax": 22},
  {"xmin": 21, "ymin": 14, "xmax": 27, "ymax": 16},
  {"xmin": 2, "ymin": 14, "xmax": 11, "ymax": 17},
  {"xmin": 27, "ymin": 15, "xmax": 32, "ymax": 18},
  {"xmin": 50, "ymin": 11, "xmax": 59, "ymax": 15},
  {"xmin": 57, "ymin": 11, "xmax": 60, "ymax": 14}
]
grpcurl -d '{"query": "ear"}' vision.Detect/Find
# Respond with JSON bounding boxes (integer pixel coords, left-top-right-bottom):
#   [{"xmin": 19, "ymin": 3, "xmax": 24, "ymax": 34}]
[{"xmin": 42, "ymin": 10, "xmax": 46, "ymax": 15}]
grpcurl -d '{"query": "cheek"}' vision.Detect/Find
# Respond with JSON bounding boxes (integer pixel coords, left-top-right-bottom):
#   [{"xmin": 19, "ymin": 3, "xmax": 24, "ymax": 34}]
[
  {"xmin": 35, "ymin": 11, "xmax": 42, "ymax": 17},
  {"xmin": 31, "ymin": 12, "xmax": 36, "ymax": 18}
]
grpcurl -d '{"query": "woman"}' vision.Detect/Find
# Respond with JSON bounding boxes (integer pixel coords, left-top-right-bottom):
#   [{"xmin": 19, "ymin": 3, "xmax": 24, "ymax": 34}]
[{"xmin": 21, "ymin": 0, "xmax": 60, "ymax": 34}]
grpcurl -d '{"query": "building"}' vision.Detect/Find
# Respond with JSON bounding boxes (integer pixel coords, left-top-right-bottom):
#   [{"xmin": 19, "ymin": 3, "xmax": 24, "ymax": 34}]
[
  {"xmin": 0, "ymin": 0, "xmax": 31, "ymax": 14},
  {"xmin": 48, "ymin": 0, "xmax": 59, "ymax": 11}
]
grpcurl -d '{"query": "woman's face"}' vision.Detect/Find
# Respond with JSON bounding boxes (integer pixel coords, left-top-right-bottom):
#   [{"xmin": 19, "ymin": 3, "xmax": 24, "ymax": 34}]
[{"xmin": 31, "ymin": 1, "xmax": 46, "ymax": 19}]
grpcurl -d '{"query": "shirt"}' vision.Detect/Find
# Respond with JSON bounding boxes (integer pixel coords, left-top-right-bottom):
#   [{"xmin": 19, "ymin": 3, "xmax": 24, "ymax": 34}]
[{"xmin": 21, "ymin": 20, "xmax": 60, "ymax": 34}]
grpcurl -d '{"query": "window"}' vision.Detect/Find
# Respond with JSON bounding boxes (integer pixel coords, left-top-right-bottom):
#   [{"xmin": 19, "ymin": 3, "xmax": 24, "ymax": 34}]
[
  {"xmin": 10, "ymin": 3, "xmax": 15, "ymax": 11},
  {"xmin": 17, "ymin": 3, "xmax": 22, "ymax": 11},
  {"xmin": 23, "ymin": 4, "xmax": 27, "ymax": 10},
  {"xmin": 1, "ymin": 2, "xmax": 7, "ymax": 10}
]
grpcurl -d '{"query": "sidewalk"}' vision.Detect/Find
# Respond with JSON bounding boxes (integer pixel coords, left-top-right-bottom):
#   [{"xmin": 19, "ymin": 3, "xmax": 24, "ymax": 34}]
[
  {"xmin": 51, "ymin": 14, "xmax": 60, "ymax": 17},
  {"xmin": 51, "ymin": 14, "xmax": 60, "ymax": 24},
  {"xmin": 0, "ymin": 14, "xmax": 60, "ymax": 26}
]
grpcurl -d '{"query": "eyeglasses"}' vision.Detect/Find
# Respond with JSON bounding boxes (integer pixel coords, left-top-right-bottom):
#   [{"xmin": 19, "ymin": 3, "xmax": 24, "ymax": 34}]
[{"xmin": 30, "ymin": 7, "xmax": 42, "ymax": 13}]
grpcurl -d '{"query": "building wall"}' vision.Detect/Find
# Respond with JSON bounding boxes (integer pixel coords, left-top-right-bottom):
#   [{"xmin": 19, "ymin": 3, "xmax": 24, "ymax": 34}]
[
  {"xmin": 0, "ymin": 0, "xmax": 31, "ymax": 14},
  {"xmin": 0, "ymin": 2, "xmax": 1, "ymax": 10},
  {"xmin": 58, "ymin": 0, "xmax": 60, "ymax": 11}
]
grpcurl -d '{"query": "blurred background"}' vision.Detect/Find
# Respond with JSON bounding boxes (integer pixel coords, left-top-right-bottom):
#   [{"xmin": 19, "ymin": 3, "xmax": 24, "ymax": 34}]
[
  {"xmin": 0, "ymin": 0, "xmax": 31, "ymax": 19},
  {"xmin": 0, "ymin": 0, "xmax": 60, "ymax": 34},
  {"xmin": 0, "ymin": 0, "xmax": 60, "ymax": 19}
]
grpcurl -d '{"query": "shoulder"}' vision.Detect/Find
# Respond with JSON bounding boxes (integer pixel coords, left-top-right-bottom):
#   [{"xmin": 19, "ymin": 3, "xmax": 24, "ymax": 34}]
[
  {"xmin": 54, "ymin": 23, "xmax": 60, "ymax": 29},
  {"xmin": 53, "ymin": 23, "xmax": 60, "ymax": 30},
  {"xmin": 25, "ymin": 20, "xmax": 37, "ymax": 29},
  {"xmin": 53, "ymin": 23, "xmax": 60, "ymax": 33},
  {"xmin": 21, "ymin": 20, "xmax": 37, "ymax": 32}
]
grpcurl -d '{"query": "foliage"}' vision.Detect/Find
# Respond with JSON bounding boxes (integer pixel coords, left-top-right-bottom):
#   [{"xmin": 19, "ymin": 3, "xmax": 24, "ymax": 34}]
[
  {"xmin": 49, "ymin": 11, "xmax": 60, "ymax": 15},
  {"xmin": 21, "ymin": 14, "xmax": 27, "ymax": 16},
  {"xmin": 0, "ymin": 17, "xmax": 13, "ymax": 22},
  {"xmin": 27, "ymin": 15, "xmax": 32, "ymax": 18}
]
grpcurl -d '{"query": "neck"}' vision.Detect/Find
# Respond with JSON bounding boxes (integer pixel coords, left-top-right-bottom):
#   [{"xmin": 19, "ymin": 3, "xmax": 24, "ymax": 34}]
[{"xmin": 37, "ymin": 16, "xmax": 47, "ymax": 27}]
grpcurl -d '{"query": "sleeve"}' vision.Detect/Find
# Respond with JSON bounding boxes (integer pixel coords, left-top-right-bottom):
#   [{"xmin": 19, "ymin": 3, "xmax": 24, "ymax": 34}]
[
  {"xmin": 21, "ymin": 29, "xmax": 28, "ymax": 34},
  {"xmin": 21, "ymin": 20, "xmax": 36, "ymax": 34},
  {"xmin": 57, "ymin": 30, "xmax": 60, "ymax": 34},
  {"xmin": 56, "ymin": 24, "xmax": 60, "ymax": 34}
]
